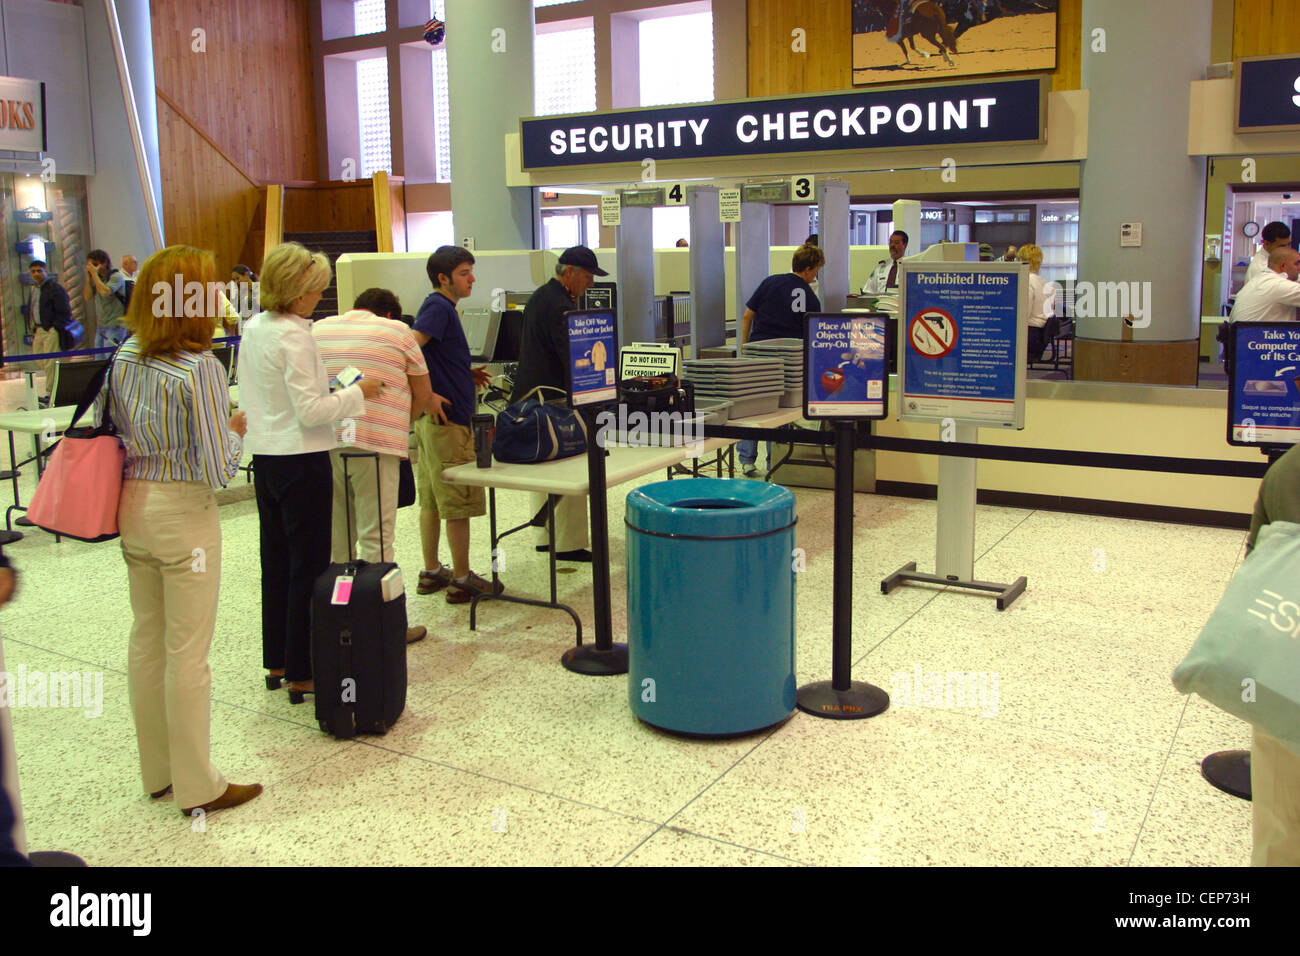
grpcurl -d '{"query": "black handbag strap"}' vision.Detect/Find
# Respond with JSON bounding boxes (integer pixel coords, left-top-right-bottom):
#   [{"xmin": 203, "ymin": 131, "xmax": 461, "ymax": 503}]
[{"xmin": 69, "ymin": 346, "xmax": 121, "ymax": 431}]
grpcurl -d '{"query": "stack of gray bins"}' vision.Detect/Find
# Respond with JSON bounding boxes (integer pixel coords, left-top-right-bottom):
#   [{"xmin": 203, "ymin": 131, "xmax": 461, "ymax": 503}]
[
  {"xmin": 740, "ymin": 338, "xmax": 805, "ymax": 407},
  {"xmin": 681, "ymin": 357, "xmax": 784, "ymax": 418}
]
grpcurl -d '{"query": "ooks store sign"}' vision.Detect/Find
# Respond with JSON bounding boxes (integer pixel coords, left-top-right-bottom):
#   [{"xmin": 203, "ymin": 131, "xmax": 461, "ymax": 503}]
[{"xmin": 521, "ymin": 76, "xmax": 1045, "ymax": 170}]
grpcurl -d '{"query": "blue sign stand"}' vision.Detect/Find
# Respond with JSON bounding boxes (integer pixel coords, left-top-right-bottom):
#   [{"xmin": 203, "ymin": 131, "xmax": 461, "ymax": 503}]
[
  {"xmin": 882, "ymin": 262, "xmax": 1028, "ymax": 610},
  {"xmin": 562, "ymin": 309, "xmax": 628, "ymax": 676},
  {"xmin": 797, "ymin": 314, "xmax": 890, "ymax": 720}
]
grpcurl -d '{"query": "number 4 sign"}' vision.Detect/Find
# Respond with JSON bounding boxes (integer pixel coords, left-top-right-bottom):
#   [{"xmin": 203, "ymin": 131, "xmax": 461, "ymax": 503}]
[
  {"xmin": 664, "ymin": 183, "xmax": 687, "ymax": 205},
  {"xmin": 790, "ymin": 175, "xmax": 814, "ymax": 201}
]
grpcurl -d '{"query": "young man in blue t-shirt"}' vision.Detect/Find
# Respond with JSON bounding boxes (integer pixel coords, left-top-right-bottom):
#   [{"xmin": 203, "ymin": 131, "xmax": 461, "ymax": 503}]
[
  {"xmin": 737, "ymin": 243, "xmax": 824, "ymax": 477},
  {"xmin": 411, "ymin": 246, "xmax": 502, "ymax": 605}
]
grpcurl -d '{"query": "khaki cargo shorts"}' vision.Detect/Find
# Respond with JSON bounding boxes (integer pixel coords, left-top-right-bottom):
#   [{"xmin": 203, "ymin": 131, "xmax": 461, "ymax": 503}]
[{"xmin": 414, "ymin": 417, "xmax": 485, "ymax": 519}]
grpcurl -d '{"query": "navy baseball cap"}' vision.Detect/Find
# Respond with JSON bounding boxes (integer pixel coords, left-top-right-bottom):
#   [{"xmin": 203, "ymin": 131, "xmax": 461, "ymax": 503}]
[{"xmin": 558, "ymin": 246, "xmax": 608, "ymax": 277}]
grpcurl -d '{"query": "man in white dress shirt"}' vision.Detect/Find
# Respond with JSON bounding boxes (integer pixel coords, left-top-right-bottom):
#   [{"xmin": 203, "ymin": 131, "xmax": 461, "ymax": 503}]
[
  {"xmin": 861, "ymin": 230, "xmax": 908, "ymax": 295},
  {"xmin": 1230, "ymin": 246, "xmax": 1300, "ymax": 324},
  {"xmin": 1245, "ymin": 222, "xmax": 1292, "ymax": 285}
]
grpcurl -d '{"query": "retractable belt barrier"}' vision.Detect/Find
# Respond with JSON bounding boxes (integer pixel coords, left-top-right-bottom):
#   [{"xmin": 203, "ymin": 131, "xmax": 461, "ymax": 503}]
[
  {"xmin": 700, "ymin": 423, "xmax": 1270, "ymax": 481},
  {"xmin": 0, "ymin": 336, "xmax": 241, "ymax": 366}
]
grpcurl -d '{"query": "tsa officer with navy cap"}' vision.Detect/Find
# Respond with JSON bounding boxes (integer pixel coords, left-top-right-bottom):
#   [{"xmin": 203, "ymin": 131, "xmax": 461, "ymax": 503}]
[{"xmin": 511, "ymin": 246, "xmax": 609, "ymax": 562}]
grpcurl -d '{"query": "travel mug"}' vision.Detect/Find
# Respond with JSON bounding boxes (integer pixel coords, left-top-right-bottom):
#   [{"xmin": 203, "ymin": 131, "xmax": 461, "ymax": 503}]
[{"xmin": 472, "ymin": 413, "xmax": 495, "ymax": 468}]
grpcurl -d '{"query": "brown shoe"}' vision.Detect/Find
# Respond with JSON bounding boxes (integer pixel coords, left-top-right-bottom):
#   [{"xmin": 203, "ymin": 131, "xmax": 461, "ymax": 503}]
[
  {"xmin": 405, "ymin": 625, "xmax": 427, "ymax": 644},
  {"xmin": 446, "ymin": 571, "xmax": 504, "ymax": 605},
  {"xmin": 417, "ymin": 567, "xmax": 453, "ymax": 594},
  {"xmin": 180, "ymin": 782, "xmax": 263, "ymax": 818}
]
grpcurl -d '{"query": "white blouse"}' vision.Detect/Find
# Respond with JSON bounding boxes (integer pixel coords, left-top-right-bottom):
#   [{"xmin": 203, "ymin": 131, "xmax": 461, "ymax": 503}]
[
  {"xmin": 1026, "ymin": 273, "xmax": 1058, "ymax": 329},
  {"xmin": 238, "ymin": 310, "xmax": 365, "ymax": 455}
]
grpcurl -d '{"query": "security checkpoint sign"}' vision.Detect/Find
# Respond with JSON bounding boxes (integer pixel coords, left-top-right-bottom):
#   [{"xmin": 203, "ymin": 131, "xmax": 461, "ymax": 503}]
[
  {"xmin": 567, "ymin": 309, "xmax": 618, "ymax": 407},
  {"xmin": 804, "ymin": 313, "xmax": 889, "ymax": 419},
  {"xmin": 898, "ymin": 262, "xmax": 1026, "ymax": 428},
  {"xmin": 1227, "ymin": 321, "xmax": 1300, "ymax": 446}
]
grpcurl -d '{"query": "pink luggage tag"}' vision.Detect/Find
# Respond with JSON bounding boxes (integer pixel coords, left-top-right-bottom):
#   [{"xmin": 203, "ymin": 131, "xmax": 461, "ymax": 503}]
[{"xmin": 330, "ymin": 574, "xmax": 354, "ymax": 605}]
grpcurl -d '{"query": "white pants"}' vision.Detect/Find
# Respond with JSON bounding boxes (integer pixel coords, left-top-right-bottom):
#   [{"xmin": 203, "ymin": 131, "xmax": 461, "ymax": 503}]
[
  {"xmin": 330, "ymin": 447, "xmax": 400, "ymax": 564},
  {"xmin": 119, "ymin": 479, "xmax": 227, "ymax": 810},
  {"xmin": 1252, "ymin": 727, "xmax": 1300, "ymax": 866},
  {"xmin": 530, "ymin": 492, "xmax": 589, "ymax": 552}
]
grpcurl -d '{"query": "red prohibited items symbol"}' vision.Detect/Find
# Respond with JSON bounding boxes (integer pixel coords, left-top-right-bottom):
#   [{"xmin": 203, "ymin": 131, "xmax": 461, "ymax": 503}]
[{"xmin": 907, "ymin": 308, "xmax": 957, "ymax": 358}]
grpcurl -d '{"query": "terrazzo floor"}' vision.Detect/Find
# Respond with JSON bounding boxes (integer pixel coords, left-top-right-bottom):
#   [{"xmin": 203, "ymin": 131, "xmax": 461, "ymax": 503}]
[{"xmin": 0, "ymin": 435, "xmax": 1255, "ymax": 867}]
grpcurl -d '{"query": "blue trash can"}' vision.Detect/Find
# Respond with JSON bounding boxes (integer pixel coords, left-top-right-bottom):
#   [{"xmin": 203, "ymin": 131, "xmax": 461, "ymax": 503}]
[{"xmin": 626, "ymin": 477, "xmax": 797, "ymax": 736}]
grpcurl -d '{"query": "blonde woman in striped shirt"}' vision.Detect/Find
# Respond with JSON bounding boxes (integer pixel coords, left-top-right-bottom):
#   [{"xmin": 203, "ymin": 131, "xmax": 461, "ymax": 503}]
[{"xmin": 96, "ymin": 246, "xmax": 262, "ymax": 818}]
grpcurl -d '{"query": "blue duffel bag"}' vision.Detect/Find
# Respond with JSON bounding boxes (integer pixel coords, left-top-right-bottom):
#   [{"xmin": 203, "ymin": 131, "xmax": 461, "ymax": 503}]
[{"xmin": 493, "ymin": 386, "xmax": 589, "ymax": 464}]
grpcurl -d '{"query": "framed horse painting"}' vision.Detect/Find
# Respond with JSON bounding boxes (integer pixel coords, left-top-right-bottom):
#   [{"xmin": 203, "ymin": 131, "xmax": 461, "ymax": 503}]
[{"xmin": 852, "ymin": 0, "xmax": 1059, "ymax": 85}]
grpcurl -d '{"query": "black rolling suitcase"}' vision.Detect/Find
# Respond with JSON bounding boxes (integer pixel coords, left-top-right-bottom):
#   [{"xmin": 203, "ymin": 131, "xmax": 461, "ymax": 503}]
[{"xmin": 311, "ymin": 451, "xmax": 407, "ymax": 739}]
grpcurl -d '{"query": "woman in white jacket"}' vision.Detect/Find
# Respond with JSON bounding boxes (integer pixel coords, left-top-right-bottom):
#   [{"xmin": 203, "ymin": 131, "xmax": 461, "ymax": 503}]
[{"xmin": 238, "ymin": 243, "xmax": 382, "ymax": 703}]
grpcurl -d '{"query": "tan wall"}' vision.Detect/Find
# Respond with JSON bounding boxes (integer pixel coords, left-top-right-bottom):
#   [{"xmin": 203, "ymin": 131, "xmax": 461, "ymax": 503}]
[
  {"xmin": 746, "ymin": 0, "xmax": 1082, "ymax": 96},
  {"xmin": 152, "ymin": 0, "xmax": 317, "ymax": 272}
]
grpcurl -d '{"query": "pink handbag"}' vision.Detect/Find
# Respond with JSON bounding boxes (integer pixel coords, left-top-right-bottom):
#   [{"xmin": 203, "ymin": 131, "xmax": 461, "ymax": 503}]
[{"xmin": 25, "ymin": 355, "xmax": 126, "ymax": 542}]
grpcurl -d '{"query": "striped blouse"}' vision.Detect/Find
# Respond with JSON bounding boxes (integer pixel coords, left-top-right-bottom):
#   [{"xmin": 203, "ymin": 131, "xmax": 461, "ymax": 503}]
[{"xmin": 94, "ymin": 337, "xmax": 243, "ymax": 488}]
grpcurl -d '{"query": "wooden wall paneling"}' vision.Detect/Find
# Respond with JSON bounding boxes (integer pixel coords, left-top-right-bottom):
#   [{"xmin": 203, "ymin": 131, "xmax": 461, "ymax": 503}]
[
  {"xmin": 746, "ymin": 0, "xmax": 1081, "ymax": 97},
  {"xmin": 1233, "ymin": 0, "xmax": 1300, "ymax": 57},
  {"xmin": 747, "ymin": 0, "xmax": 852, "ymax": 96},
  {"xmin": 283, "ymin": 183, "xmax": 376, "ymax": 233},
  {"xmin": 150, "ymin": 0, "xmax": 317, "ymax": 184},
  {"xmin": 156, "ymin": 97, "xmax": 263, "ymax": 274}
]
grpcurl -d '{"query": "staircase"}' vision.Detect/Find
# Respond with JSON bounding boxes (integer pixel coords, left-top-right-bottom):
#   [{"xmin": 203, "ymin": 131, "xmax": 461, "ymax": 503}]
[{"xmin": 283, "ymin": 230, "xmax": 378, "ymax": 319}]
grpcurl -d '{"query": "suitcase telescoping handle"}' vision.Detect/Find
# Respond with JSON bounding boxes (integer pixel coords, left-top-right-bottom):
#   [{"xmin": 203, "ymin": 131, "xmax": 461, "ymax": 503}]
[{"xmin": 340, "ymin": 451, "xmax": 385, "ymax": 566}]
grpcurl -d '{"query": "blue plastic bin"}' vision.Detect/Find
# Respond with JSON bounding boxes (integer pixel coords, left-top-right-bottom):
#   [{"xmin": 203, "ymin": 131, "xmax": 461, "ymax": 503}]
[{"xmin": 625, "ymin": 477, "xmax": 797, "ymax": 736}]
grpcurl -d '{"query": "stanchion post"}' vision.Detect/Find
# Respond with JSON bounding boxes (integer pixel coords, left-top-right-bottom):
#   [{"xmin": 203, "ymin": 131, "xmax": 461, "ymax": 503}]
[
  {"xmin": 561, "ymin": 404, "xmax": 629, "ymax": 676},
  {"xmin": 796, "ymin": 418, "xmax": 889, "ymax": 720}
]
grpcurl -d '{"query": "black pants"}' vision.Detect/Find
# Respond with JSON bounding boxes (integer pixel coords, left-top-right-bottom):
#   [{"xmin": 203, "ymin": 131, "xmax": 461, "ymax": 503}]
[
  {"xmin": 253, "ymin": 452, "xmax": 332, "ymax": 682},
  {"xmin": 1027, "ymin": 325, "xmax": 1047, "ymax": 363}
]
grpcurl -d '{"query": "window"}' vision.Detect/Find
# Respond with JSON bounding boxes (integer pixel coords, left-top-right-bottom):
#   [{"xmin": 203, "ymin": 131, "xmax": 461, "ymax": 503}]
[
  {"xmin": 652, "ymin": 206, "xmax": 691, "ymax": 249},
  {"xmin": 357, "ymin": 57, "xmax": 392, "ymax": 177},
  {"xmin": 535, "ymin": 20, "xmax": 596, "ymax": 116},
  {"xmin": 354, "ymin": 0, "xmax": 386, "ymax": 34},
  {"xmin": 639, "ymin": 9, "xmax": 713, "ymax": 106}
]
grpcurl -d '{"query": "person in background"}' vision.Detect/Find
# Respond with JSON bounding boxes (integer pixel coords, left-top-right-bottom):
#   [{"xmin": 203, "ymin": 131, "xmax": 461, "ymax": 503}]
[
  {"xmin": 1229, "ymin": 246, "xmax": 1300, "ymax": 324},
  {"xmin": 411, "ymin": 246, "xmax": 503, "ymax": 601},
  {"xmin": 511, "ymin": 246, "xmax": 607, "ymax": 561},
  {"xmin": 861, "ymin": 230, "xmax": 908, "ymax": 294},
  {"xmin": 738, "ymin": 243, "xmax": 824, "ymax": 478},
  {"xmin": 1244, "ymin": 441, "xmax": 1300, "ymax": 865},
  {"xmin": 1003, "ymin": 245, "xmax": 1018, "ymax": 262},
  {"xmin": 120, "ymin": 254, "xmax": 139, "ymax": 280},
  {"xmin": 231, "ymin": 265, "xmax": 259, "ymax": 320},
  {"xmin": 313, "ymin": 287, "xmax": 449, "ymax": 643},
  {"xmin": 97, "ymin": 245, "xmax": 261, "ymax": 818},
  {"xmin": 239, "ymin": 242, "xmax": 382, "ymax": 701},
  {"xmin": 24, "ymin": 260, "xmax": 73, "ymax": 407},
  {"xmin": 804, "ymin": 233, "xmax": 819, "ymax": 247},
  {"xmin": 1245, "ymin": 222, "xmax": 1292, "ymax": 285},
  {"xmin": 675, "ymin": 238, "xmax": 689, "ymax": 248},
  {"xmin": 1016, "ymin": 244, "xmax": 1058, "ymax": 362},
  {"xmin": 83, "ymin": 249, "xmax": 129, "ymax": 349},
  {"xmin": 0, "ymin": 543, "xmax": 25, "ymax": 863}
]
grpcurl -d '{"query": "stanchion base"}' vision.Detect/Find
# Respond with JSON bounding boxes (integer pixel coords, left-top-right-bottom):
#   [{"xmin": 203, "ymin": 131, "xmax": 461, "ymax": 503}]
[
  {"xmin": 882, "ymin": 561, "xmax": 1027, "ymax": 610},
  {"xmin": 14, "ymin": 515, "xmax": 34, "ymax": 527},
  {"xmin": 561, "ymin": 642, "xmax": 629, "ymax": 676},
  {"xmin": 796, "ymin": 680, "xmax": 890, "ymax": 720},
  {"xmin": 1201, "ymin": 749, "xmax": 1251, "ymax": 801}
]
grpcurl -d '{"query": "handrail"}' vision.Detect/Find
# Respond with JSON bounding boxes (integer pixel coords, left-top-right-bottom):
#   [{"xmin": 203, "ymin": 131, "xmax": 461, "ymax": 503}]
[{"xmin": 104, "ymin": 0, "xmax": 164, "ymax": 248}]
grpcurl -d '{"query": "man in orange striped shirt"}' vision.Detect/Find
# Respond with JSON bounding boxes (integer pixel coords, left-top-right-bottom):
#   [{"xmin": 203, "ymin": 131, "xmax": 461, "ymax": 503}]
[{"xmin": 313, "ymin": 288, "xmax": 448, "ymax": 644}]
